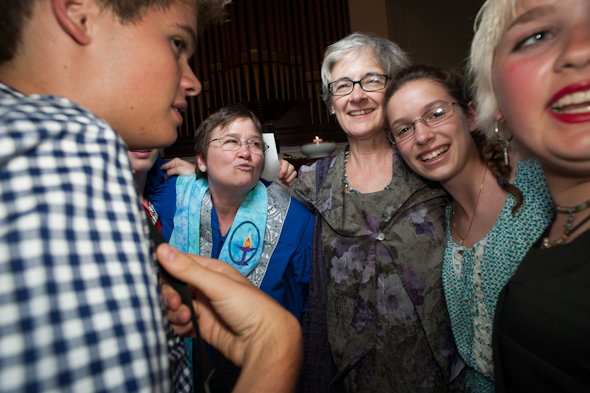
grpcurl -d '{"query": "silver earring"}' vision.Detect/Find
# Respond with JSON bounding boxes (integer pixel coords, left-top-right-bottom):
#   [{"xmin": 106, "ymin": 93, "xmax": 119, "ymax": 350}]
[
  {"xmin": 495, "ymin": 122, "xmax": 512, "ymax": 166},
  {"xmin": 199, "ymin": 165, "xmax": 206, "ymax": 172},
  {"xmin": 330, "ymin": 109, "xmax": 335, "ymax": 115}
]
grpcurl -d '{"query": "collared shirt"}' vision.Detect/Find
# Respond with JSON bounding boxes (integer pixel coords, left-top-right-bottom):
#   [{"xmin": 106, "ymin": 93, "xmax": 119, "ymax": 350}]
[{"xmin": 0, "ymin": 82, "xmax": 191, "ymax": 392}]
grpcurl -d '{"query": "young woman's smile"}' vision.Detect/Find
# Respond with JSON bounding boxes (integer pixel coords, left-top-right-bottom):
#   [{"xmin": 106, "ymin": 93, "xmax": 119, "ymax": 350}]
[
  {"xmin": 418, "ymin": 144, "xmax": 450, "ymax": 164},
  {"xmin": 387, "ymin": 80, "xmax": 477, "ymax": 185}
]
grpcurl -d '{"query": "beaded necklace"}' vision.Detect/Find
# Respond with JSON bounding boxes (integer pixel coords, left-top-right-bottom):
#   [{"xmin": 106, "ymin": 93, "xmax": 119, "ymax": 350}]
[
  {"xmin": 343, "ymin": 149, "xmax": 392, "ymax": 194},
  {"xmin": 541, "ymin": 198, "xmax": 590, "ymax": 248}
]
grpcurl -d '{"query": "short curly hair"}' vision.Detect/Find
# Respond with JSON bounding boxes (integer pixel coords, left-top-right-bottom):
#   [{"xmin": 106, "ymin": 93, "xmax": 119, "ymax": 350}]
[
  {"xmin": 194, "ymin": 104, "xmax": 263, "ymax": 179},
  {"xmin": 320, "ymin": 32, "xmax": 411, "ymax": 108},
  {"xmin": 0, "ymin": 0, "xmax": 230, "ymax": 66}
]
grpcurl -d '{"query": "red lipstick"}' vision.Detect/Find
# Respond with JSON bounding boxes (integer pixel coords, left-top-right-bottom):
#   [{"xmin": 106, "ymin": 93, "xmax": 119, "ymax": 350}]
[{"xmin": 548, "ymin": 80, "xmax": 590, "ymax": 124}]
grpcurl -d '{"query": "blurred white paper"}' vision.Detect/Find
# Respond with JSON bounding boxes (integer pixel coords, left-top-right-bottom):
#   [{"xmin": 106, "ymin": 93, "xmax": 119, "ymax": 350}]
[{"xmin": 261, "ymin": 133, "xmax": 281, "ymax": 182}]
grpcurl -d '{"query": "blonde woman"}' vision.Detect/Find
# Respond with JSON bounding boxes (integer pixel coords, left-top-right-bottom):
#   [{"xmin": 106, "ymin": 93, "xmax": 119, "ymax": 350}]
[{"xmin": 469, "ymin": 0, "xmax": 590, "ymax": 390}]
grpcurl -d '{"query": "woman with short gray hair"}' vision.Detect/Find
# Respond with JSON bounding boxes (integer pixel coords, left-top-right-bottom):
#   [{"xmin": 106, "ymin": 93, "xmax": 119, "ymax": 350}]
[{"xmin": 291, "ymin": 32, "xmax": 464, "ymax": 392}]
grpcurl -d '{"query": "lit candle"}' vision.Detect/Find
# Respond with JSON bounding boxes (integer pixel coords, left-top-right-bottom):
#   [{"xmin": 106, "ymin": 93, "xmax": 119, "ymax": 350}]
[{"xmin": 313, "ymin": 136, "xmax": 323, "ymax": 142}]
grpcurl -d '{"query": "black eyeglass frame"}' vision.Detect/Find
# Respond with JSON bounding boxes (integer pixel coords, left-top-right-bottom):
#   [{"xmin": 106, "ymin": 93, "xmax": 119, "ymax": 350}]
[{"xmin": 327, "ymin": 74, "xmax": 390, "ymax": 96}]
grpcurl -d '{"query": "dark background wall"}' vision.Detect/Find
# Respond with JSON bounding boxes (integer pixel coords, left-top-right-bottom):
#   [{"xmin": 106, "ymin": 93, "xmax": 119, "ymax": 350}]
[
  {"xmin": 351, "ymin": 0, "xmax": 484, "ymax": 70},
  {"xmin": 165, "ymin": 0, "xmax": 484, "ymax": 157}
]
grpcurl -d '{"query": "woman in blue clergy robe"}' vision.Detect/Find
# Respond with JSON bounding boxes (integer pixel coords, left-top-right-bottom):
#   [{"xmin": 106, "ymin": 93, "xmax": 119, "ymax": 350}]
[{"xmin": 170, "ymin": 104, "xmax": 313, "ymax": 392}]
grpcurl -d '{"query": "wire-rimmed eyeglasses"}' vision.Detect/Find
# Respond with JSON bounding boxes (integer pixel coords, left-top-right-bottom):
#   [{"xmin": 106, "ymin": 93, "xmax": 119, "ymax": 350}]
[
  {"xmin": 328, "ymin": 74, "xmax": 390, "ymax": 96},
  {"xmin": 208, "ymin": 135, "xmax": 268, "ymax": 155},
  {"xmin": 387, "ymin": 102, "xmax": 463, "ymax": 144}
]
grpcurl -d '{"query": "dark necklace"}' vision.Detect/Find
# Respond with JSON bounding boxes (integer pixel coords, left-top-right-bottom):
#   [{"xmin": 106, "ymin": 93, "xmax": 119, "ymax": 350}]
[
  {"xmin": 541, "ymin": 198, "xmax": 590, "ymax": 248},
  {"xmin": 343, "ymin": 149, "xmax": 392, "ymax": 194}
]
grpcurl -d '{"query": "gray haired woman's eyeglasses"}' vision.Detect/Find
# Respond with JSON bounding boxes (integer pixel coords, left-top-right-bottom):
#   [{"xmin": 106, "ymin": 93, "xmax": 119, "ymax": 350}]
[{"xmin": 328, "ymin": 74, "xmax": 390, "ymax": 96}]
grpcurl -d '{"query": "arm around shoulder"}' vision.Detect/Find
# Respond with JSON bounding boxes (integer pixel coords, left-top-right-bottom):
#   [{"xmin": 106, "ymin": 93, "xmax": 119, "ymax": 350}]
[{"xmin": 288, "ymin": 163, "xmax": 322, "ymax": 212}]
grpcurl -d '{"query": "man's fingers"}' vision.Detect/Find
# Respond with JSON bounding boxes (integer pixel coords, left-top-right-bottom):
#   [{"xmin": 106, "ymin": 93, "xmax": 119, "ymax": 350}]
[
  {"xmin": 278, "ymin": 159, "xmax": 288, "ymax": 178},
  {"xmin": 156, "ymin": 244, "xmax": 250, "ymax": 300},
  {"xmin": 278, "ymin": 159, "xmax": 297, "ymax": 186},
  {"xmin": 162, "ymin": 283, "xmax": 182, "ymax": 310},
  {"xmin": 283, "ymin": 171, "xmax": 297, "ymax": 187},
  {"xmin": 160, "ymin": 157, "xmax": 185, "ymax": 169},
  {"xmin": 161, "ymin": 157, "xmax": 196, "ymax": 178},
  {"xmin": 168, "ymin": 303, "xmax": 192, "ymax": 324},
  {"xmin": 171, "ymin": 318, "xmax": 195, "ymax": 337}
]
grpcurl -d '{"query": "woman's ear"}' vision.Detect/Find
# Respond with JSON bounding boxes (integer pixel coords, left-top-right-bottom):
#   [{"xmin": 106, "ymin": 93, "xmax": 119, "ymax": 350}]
[
  {"xmin": 494, "ymin": 111, "xmax": 514, "ymax": 143},
  {"xmin": 196, "ymin": 154, "xmax": 206, "ymax": 169},
  {"xmin": 466, "ymin": 101, "xmax": 478, "ymax": 132},
  {"xmin": 51, "ymin": 0, "xmax": 95, "ymax": 45}
]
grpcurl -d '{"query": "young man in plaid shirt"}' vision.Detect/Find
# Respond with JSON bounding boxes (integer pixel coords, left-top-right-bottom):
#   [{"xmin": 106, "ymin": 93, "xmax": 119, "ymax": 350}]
[{"xmin": 0, "ymin": 0, "xmax": 302, "ymax": 391}]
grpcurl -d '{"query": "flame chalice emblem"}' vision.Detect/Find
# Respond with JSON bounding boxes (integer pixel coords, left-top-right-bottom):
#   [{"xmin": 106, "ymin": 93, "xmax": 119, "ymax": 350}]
[{"xmin": 235, "ymin": 231, "xmax": 257, "ymax": 266}]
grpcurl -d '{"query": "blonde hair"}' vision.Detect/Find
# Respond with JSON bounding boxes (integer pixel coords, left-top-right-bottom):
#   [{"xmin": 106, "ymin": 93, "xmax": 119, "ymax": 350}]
[{"xmin": 468, "ymin": 0, "xmax": 520, "ymax": 141}]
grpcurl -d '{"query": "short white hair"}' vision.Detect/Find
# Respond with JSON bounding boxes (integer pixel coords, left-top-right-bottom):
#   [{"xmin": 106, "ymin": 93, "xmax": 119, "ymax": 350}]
[{"xmin": 320, "ymin": 32, "xmax": 411, "ymax": 107}]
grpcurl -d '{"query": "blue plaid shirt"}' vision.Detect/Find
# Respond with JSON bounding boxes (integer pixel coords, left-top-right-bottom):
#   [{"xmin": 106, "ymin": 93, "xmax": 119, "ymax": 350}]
[{"xmin": 0, "ymin": 82, "xmax": 191, "ymax": 392}]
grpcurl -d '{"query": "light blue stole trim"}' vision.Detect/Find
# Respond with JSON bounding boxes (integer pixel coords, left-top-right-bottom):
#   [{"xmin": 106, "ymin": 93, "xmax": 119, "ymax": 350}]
[
  {"xmin": 171, "ymin": 175, "xmax": 268, "ymax": 276},
  {"xmin": 171, "ymin": 175, "xmax": 205, "ymax": 255},
  {"xmin": 249, "ymin": 182, "xmax": 291, "ymax": 287}
]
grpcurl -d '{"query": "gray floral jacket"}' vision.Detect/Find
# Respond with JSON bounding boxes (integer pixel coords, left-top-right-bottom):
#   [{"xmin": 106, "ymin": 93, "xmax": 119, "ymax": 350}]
[{"xmin": 292, "ymin": 149, "xmax": 464, "ymax": 392}]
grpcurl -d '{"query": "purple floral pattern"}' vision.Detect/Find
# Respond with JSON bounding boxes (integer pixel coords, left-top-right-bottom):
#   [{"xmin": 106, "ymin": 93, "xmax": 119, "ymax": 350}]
[
  {"xmin": 377, "ymin": 273, "xmax": 417, "ymax": 326},
  {"xmin": 405, "ymin": 203, "xmax": 436, "ymax": 238},
  {"xmin": 360, "ymin": 215, "xmax": 393, "ymax": 284},
  {"xmin": 291, "ymin": 147, "xmax": 463, "ymax": 392},
  {"xmin": 330, "ymin": 255, "xmax": 350, "ymax": 283},
  {"xmin": 316, "ymin": 190, "xmax": 333, "ymax": 213},
  {"xmin": 330, "ymin": 243, "xmax": 365, "ymax": 283},
  {"xmin": 331, "ymin": 236, "xmax": 358, "ymax": 257},
  {"xmin": 350, "ymin": 298, "xmax": 375, "ymax": 335},
  {"xmin": 398, "ymin": 264, "xmax": 427, "ymax": 306},
  {"xmin": 439, "ymin": 326, "xmax": 465, "ymax": 381}
]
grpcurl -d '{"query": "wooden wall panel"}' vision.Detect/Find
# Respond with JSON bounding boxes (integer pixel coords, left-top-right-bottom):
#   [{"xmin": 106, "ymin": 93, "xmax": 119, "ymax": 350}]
[{"xmin": 168, "ymin": 0, "xmax": 350, "ymax": 156}]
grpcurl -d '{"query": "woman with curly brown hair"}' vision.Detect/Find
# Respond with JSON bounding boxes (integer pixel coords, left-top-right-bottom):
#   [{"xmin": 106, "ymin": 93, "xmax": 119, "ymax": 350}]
[{"xmin": 385, "ymin": 65, "xmax": 554, "ymax": 392}]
